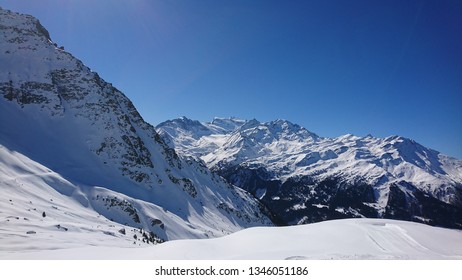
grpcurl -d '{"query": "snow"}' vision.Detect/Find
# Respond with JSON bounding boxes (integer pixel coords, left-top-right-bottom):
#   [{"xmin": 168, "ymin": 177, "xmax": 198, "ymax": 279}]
[
  {"xmin": 0, "ymin": 145, "xmax": 142, "ymax": 251},
  {"xmin": 0, "ymin": 141, "xmax": 272, "ymax": 242},
  {"xmin": 312, "ymin": 204, "xmax": 329, "ymax": 209},
  {"xmin": 157, "ymin": 117, "xmax": 462, "ymax": 214},
  {"xmin": 2, "ymin": 218, "xmax": 461, "ymax": 260},
  {"xmin": 291, "ymin": 203, "xmax": 307, "ymax": 210},
  {"xmin": 1, "ymin": 6, "xmax": 461, "ymax": 262},
  {"xmin": 255, "ymin": 188, "xmax": 266, "ymax": 199},
  {"xmin": 0, "ymin": 7, "xmax": 272, "ymax": 247}
]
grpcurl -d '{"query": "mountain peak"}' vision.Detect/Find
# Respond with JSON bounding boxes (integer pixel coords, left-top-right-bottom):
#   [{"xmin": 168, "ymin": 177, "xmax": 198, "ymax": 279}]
[
  {"xmin": 171, "ymin": 116, "xmax": 205, "ymax": 128},
  {"xmin": 238, "ymin": 118, "xmax": 261, "ymax": 131},
  {"xmin": 267, "ymin": 119, "xmax": 319, "ymax": 140},
  {"xmin": 157, "ymin": 116, "xmax": 462, "ymax": 229},
  {"xmin": 209, "ymin": 117, "xmax": 247, "ymax": 133},
  {"xmin": 0, "ymin": 7, "xmax": 50, "ymax": 41},
  {"xmin": 1, "ymin": 7, "xmax": 273, "ymax": 243}
]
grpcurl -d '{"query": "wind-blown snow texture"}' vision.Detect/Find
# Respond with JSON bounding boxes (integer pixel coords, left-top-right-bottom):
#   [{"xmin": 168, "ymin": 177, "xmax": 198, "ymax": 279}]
[
  {"xmin": 3, "ymin": 218, "xmax": 461, "ymax": 260},
  {"xmin": 0, "ymin": 7, "xmax": 272, "ymax": 250},
  {"xmin": 157, "ymin": 117, "xmax": 462, "ymax": 228}
]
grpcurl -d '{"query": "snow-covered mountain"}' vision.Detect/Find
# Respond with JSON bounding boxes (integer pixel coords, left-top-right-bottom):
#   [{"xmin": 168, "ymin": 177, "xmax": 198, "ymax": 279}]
[
  {"xmin": 157, "ymin": 117, "xmax": 462, "ymax": 228},
  {"xmin": 0, "ymin": 6, "xmax": 272, "ymax": 248}
]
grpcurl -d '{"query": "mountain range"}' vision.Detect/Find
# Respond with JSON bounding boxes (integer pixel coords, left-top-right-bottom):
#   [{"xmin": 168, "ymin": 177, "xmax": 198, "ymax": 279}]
[
  {"xmin": 1, "ymin": 6, "xmax": 461, "ymax": 258},
  {"xmin": 157, "ymin": 116, "xmax": 462, "ymax": 228}
]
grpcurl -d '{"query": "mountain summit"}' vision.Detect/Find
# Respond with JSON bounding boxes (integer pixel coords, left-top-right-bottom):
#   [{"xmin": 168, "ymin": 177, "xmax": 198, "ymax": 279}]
[
  {"xmin": 0, "ymin": 7, "xmax": 272, "ymax": 248},
  {"xmin": 157, "ymin": 117, "xmax": 462, "ymax": 228}
]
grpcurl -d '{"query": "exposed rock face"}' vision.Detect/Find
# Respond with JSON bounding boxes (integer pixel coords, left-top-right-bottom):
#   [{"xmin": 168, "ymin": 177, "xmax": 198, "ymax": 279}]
[
  {"xmin": 0, "ymin": 7, "xmax": 273, "ymax": 241},
  {"xmin": 157, "ymin": 117, "xmax": 462, "ymax": 228}
]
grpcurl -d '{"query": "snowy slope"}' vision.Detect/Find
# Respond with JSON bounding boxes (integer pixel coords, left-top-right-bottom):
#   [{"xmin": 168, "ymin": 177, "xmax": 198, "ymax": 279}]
[
  {"xmin": 157, "ymin": 117, "xmax": 462, "ymax": 228},
  {"xmin": 0, "ymin": 144, "xmax": 158, "ymax": 250},
  {"xmin": 0, "ymin": 144, "xmax": 266, "ymax": 247},
  {"xmin": 2, "ymin": 218, "xmax": 461, "ymax": 260},
  {"xmin": 0, "ymin": 6, "xmax": 272, "ymax": 247}
]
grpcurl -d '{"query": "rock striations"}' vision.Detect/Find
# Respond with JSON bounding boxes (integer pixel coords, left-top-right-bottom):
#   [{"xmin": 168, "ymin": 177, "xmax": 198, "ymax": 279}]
[{"xmin": 0, "ymin": 7, "xmax": 272, "ymax": 248}]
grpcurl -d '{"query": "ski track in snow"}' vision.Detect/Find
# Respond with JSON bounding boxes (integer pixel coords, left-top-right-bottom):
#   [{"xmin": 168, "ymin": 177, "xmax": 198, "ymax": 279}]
[{"xmin": 1, "ymin": 218, "xmax": 461, "ymax": 260}]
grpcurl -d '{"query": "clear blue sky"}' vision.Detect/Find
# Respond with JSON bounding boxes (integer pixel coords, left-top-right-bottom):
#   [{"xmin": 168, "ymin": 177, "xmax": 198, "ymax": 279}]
[{"xmin": 1, "ymin": 0, "xmax": 461, "ymax": 159}]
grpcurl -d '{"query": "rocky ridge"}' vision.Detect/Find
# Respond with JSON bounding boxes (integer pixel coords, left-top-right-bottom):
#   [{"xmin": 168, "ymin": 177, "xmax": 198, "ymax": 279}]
[{"xmin": 157, "ymin": 117, "xmax": 462, "ymax": 228}]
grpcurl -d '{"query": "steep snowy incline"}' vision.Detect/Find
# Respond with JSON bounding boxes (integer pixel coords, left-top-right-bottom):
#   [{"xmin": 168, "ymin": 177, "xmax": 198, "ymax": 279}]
[
  {"xmin": 0, "ymin": 7, "xmax": 272, "ymax": 244},
  {"xmin": 0, "ymin": 144, "xmax": 163, "ymax": 250},
  {"xmin": 157, "ymin": 117, "xmax": 462, "ymax": 228}
]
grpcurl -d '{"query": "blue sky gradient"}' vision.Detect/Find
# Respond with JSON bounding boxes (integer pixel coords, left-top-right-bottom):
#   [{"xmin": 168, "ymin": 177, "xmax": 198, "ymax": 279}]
[{"xmin": 1, "ymin": 0, "xmax": 461, "ymax": 158}]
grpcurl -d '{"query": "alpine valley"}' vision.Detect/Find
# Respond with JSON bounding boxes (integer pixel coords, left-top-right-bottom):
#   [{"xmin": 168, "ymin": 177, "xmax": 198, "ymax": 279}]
[{"xmin": 1, "ymin": 7, "xmax": 462, "ymax": 260}]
